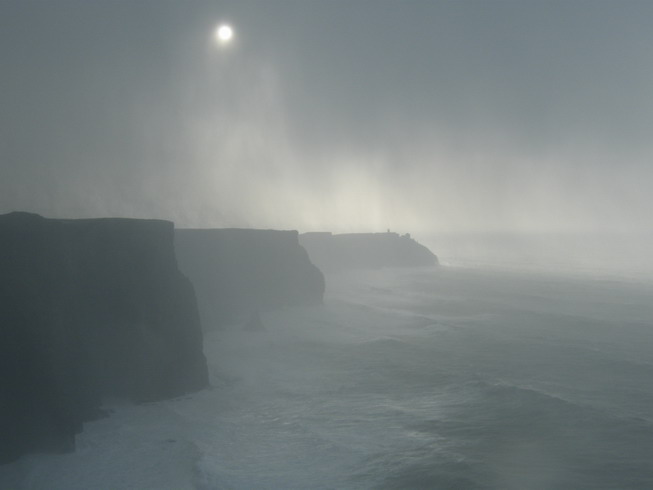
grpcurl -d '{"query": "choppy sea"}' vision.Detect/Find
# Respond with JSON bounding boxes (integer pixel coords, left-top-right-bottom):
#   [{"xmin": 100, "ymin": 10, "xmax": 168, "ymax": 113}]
[{"xmin": 2, "ymin": 252, "xmax": 653, "ymax": 489}]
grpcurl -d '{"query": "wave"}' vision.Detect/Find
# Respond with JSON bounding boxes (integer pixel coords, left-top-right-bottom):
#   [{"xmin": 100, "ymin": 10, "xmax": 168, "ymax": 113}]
[{"xmin": 401, "ymin": 378, "xmax": 653, "ymax": 489}]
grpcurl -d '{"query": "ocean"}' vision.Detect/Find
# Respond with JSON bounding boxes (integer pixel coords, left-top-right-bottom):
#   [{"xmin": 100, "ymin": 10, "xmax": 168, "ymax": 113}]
[{"xmin": 2, "ymin": 249, "xmax": 653, "ymax": 489}]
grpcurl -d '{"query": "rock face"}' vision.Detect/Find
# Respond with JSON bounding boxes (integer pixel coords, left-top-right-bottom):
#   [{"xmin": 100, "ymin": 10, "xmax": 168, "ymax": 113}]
[
  {"xmin": 300, "ymin": 232, "xmax": 438, "ymax": 272},
  {"xmin": 175, "ymin": 229, "xmax": 325, "ymax": 328},
  {"xmin": 0, "ymin": 212, "xmax": 208, "ymax": 464}
]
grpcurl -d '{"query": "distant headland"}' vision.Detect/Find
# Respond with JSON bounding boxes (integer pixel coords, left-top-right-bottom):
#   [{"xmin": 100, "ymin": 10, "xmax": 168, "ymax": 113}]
[{"xmin": 300, "ymin": 231, "xmax": 438, "ymax": 272}]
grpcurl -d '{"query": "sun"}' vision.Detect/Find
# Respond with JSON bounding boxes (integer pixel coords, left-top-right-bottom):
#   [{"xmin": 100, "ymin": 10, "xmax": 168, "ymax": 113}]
[{"xmin": 215, "ymin": 24, "xmax": 234, "ymax": 44}]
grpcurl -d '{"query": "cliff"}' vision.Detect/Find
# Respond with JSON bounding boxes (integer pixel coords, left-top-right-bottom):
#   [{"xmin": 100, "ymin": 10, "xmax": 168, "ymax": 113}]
[
  {"xmin": 175, "ymin": 229, "xmax": 324, "ymax": 328},
  {"xmin": 299, "ymin": 232, "xmax": 438, "ymax": 271},
  {"xmin": 0, "ymin": 212, "xmax": 208, "ymax": 464}
]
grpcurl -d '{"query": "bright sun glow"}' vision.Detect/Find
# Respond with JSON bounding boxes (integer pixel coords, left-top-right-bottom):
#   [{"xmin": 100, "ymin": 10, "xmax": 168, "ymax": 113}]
[{"xmin": 215, "ymin": 24, "xmax": 234, "ymax": 44}]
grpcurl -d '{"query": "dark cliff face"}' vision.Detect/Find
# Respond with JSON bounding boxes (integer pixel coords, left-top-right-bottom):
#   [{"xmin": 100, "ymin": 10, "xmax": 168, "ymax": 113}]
[
  {"xmin": 0, "ymin": 212, "xmax": 208, "ymax": 464},
  {"xmin": 299, "ymin": 232, "xmax": 439, "ymax": 272},
  {"xmin": 175, "ymin": 228, "xmax": 325, "ymax": 328}
]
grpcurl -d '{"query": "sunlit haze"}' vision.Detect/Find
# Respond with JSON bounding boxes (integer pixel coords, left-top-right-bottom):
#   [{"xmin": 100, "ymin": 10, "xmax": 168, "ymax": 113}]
[{"xmin": 2, "ymin": 1, "xmax": 653, "ymax": 246}]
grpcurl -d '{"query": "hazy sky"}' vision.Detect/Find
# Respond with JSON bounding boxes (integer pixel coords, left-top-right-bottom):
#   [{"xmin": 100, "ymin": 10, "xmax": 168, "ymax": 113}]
[{"xmin": 2, "ymin": 0, "xmax": 652, "ymax": 233}]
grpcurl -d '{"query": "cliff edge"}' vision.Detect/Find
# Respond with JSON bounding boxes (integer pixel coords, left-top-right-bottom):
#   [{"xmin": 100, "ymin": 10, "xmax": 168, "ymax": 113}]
[
  {"xmin": 175, "ymin": 228, "xmax": 325, "ymax": 328},
  {"xmin": 0, "ymin": 212, "xmax": 208, "ymax": 463}
]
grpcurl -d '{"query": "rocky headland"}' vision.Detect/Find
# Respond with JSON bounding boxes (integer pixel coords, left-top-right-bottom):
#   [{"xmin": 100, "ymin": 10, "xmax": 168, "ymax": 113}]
[
  {"xmin": 0, "ymin": 212, "xmax": 208, "ymax": 463},
  {"xmin": 299, "ymin": 231, "xmax": 438, "ymax": 272},
  {"xmin": 175, "ymin": 228, "xmax": 325, "ymax": 328}
]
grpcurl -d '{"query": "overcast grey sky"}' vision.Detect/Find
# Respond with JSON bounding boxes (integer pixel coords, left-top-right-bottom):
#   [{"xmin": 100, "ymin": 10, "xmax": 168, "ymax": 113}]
[{"xmin": 2, "ymin": 0, "xmax": 652, "ymax": 233}]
